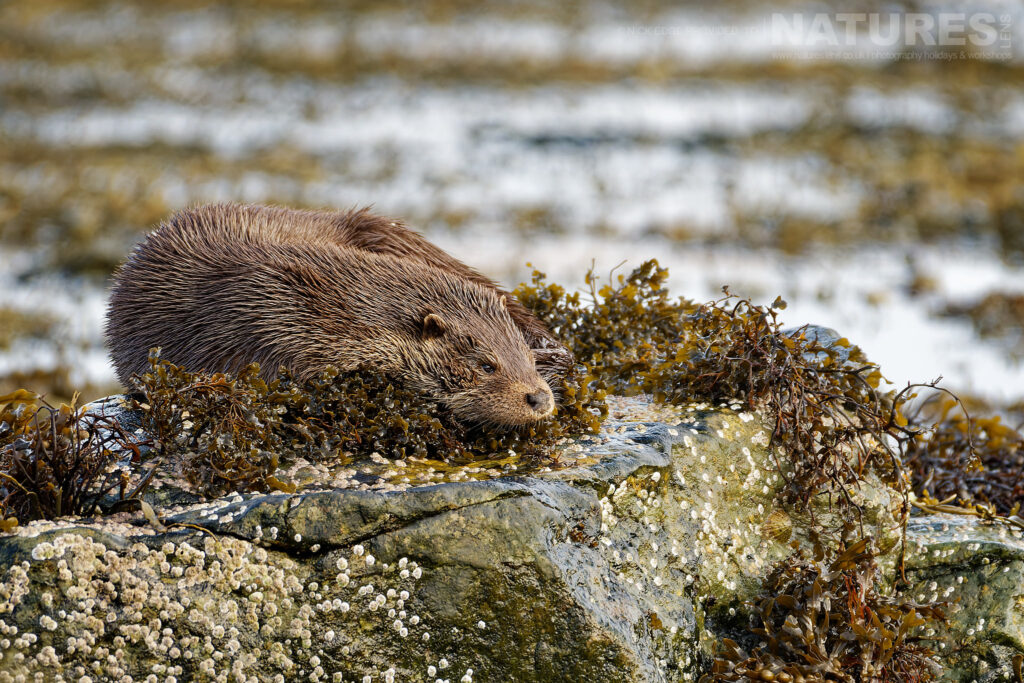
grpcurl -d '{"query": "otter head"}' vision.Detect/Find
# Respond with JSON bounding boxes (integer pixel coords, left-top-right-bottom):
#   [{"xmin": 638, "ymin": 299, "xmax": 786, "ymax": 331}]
[{"xmin": 409, "ymin": 295, "xmax": 555, "ymax": 429}]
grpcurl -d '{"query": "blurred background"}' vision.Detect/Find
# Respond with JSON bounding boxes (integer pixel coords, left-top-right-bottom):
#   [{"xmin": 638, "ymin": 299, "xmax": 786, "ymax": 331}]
[{"xmin": 2, "ymin": 0, "xmax": 1024, "ymax": 407}]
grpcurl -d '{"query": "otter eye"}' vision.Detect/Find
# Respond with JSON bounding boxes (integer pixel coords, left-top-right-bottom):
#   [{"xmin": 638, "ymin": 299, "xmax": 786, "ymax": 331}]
[{"xmin": 480, "ymin": 362, "xmax": 495, "ymax": 375}]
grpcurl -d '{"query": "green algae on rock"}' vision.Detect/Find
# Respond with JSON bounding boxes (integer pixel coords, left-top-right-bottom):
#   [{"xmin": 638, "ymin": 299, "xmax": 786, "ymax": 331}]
[
  {"xmin": 0, "ymin": 402, "xmax": 827, "ymax": 682},
  {"xmin": 0, "ymin": 399, "xmax": 703, "ymax": 682}
]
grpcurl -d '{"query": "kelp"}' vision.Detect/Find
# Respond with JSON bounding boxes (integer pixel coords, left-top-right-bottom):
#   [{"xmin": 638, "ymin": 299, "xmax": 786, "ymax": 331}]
[
  {"xmin": 704, "ymin": 538, "xmax": 944, "ymax": 683},
  {"xmin": 132, "ymin": 349, "xmax": 606, "ymax": 496},
  {"xmin": 0, "ymin": 259, "xmax": 952, "ymax": 520},
  {"xmin": 907, "ymin": 394, "xmax": 1024, "ymax": 517},
  {"xmin": 516, "ymin": 260, "xmax": 920, "ymax": 512},
  {"xmin": 0, "ymin": 307, "xmax": 56, "ymax": 351},
  {"xmin": 515, "ymin": 261, "xmax": 950, "ymax": 682},
  {"xmin": 0, "ymin": 390, "xmax": 142, "ymax": 524}
]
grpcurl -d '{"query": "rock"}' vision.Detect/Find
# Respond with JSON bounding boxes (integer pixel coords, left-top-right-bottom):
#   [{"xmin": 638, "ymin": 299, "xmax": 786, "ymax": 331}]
[
  {"xmin": 905, "ymin": 514, "xmax": 1024, "ymax": 682},
  {"xmin": 0, "ymin": 396, "xmax": 1015, "ymax": 681}
]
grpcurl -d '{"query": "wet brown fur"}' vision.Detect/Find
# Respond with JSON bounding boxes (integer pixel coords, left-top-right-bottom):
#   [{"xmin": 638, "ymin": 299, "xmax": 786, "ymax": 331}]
[{"xmin": 106, "ymin": 204, "xmax": 573, "ymax": 428}]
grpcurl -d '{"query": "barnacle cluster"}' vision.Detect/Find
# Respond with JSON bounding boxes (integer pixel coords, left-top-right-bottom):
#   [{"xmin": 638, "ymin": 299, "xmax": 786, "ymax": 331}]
[{"xmin": 0, "ymin": 529, "xmax": 441, "ymax": 682}]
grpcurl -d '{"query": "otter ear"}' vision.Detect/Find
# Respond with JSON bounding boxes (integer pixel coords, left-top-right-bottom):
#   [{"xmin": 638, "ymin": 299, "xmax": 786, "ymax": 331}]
[
  {"xmin": 499, "ymin": 295, "xmax": 507, "ymax": 309},
  {"xmin": 421, "ymin": 313, "xmax": 448, "ymax": 339}
]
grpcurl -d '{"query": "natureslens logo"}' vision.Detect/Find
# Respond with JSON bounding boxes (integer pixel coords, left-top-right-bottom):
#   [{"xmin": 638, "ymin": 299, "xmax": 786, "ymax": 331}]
[{"xmin": 770, "ymin": 12, "xmax": 1012, "ymax": 60}]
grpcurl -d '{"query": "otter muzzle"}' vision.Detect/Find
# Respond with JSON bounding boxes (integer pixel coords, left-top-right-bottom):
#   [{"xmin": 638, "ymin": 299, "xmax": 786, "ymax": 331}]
[{"xmin": 526, "ymin": 388, "xmax": 554, "ymax": 416}]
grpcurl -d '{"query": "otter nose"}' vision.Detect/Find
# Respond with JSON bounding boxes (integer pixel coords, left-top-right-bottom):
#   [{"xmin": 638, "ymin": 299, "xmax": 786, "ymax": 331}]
[{"xmin": 526, "ymin": 389, "xmax": 553, "ymax": 414}]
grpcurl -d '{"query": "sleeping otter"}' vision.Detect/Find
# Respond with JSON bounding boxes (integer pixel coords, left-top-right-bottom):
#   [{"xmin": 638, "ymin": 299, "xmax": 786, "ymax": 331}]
[{"xmin": 105, "ymin": 204, "xmax": 574, "ymax": 428}]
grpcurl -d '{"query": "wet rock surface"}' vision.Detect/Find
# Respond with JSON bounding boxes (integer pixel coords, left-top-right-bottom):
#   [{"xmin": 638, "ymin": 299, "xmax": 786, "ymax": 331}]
[
  {"xmin": 906, "ymin": 515, "xmax": 1024, "ymax": 683},
  {"xmin": 0, "ymin": 397, "xmax": 1019, "ymax": 682}
]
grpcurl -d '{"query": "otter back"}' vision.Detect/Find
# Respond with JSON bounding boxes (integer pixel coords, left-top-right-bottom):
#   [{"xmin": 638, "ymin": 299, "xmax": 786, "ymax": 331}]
[{"xmin": 154, "ymin": 204, "xmax": 574, "ymax": 388}]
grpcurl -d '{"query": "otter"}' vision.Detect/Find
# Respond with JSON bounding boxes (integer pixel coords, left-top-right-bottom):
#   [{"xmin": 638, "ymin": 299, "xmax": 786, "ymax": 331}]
[{"xmin": 105, "ymin": 204, "xmax": 574, "ymax": 428}]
